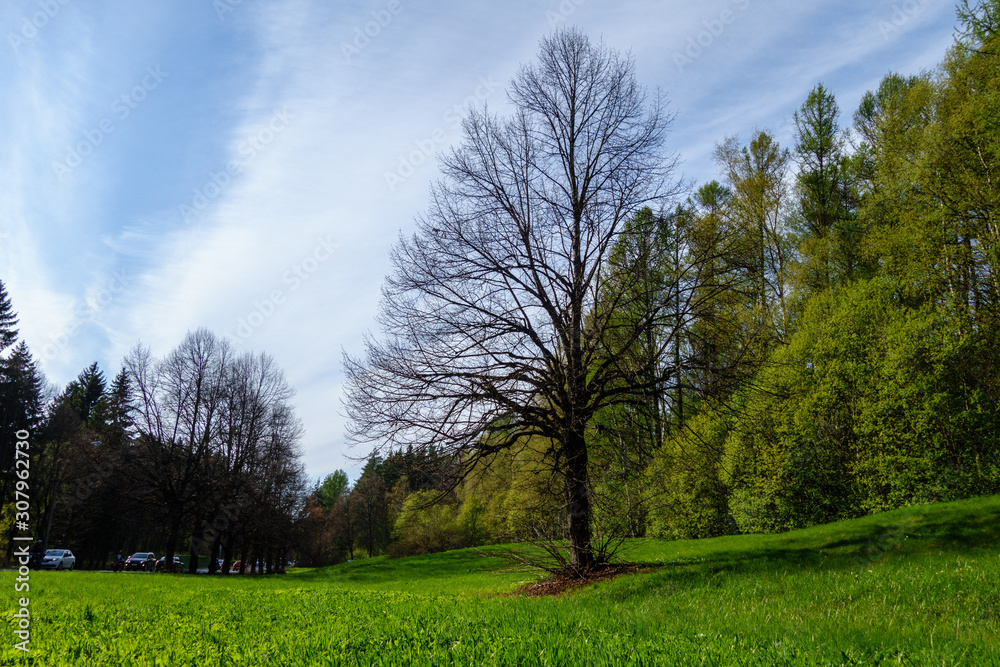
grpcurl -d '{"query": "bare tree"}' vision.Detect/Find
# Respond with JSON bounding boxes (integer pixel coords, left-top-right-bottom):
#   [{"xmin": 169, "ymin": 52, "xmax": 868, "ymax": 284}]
[
  {"xmin": 125, "ymin": 331, "xmax": 306, "ymax": 571},
  {"xmin": 345, "ymin": 29, "xmax": 699, "ymax": 575},
  {"xmin": 125, "ymin": 329, "xmax": 232, "ymax": 567},
  {"xmin": 211, "ymin": 351, "xmax": 298, "ymax": 571}
]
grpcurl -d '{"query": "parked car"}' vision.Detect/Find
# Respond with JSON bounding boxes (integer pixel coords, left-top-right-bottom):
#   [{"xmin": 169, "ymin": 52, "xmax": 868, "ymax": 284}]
[
  {"xmin": 155, "ymin": 555, "xmax": 184, "ymax": 573},
  {"xmin": 230, "ymin": 560, "xmax": 242, "ymax": 572},
  {"xmin": 37, "ymin": 549, "xmax": 75, "ymax": 570},
  {"xmin": 124, "ymin": 552, "xmax": 157, "ymax": 571}
]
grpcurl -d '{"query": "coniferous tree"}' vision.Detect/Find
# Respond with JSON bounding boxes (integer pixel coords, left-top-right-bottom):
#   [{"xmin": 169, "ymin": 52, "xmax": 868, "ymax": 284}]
[
  {"xmin": 792, "ymin": 84, "xmax": 864, "ymax": 296},
  {"xmin": 0, "ymin": 280, "xmax": 18, "ymax": 355},
  {"xmin": 314, "ymin": 471, "xmax": 349, "ymax": 511},
  {"xmin": 1, "ymin": 343, "xmax": 46, "ymax": 504},
  {"xmin": 0, "ymin": 342, "xmax": 45, "ymax": 436},
  {"xmin": 1, "ymin": 341, "xmax": 46, "ymax": 555},
  {"xmin": 90, "ymin": 369, "xmax": 133, "ymax": 450},
  {"xmin": 714, "ymin": 131, "xmax": 794, "ymax": 344},
  {"xmin": 63, "ymin": 363, "xmax": 107, "ymax": 425}
]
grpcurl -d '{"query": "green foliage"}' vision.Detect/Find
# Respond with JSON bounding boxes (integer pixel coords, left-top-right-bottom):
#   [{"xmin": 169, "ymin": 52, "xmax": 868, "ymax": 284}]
[
  {"xmin": 0, "ymin": 278, "xmax": 18, "ymax": 353},
  {"xmin": 849, "ymin": 301, "xmax": 1000, "ymax": 511},
  {"xmin": 314, "ymin": 470, "xmax": 349, "ymax": 511},
  {"xmin": 0, "ymin": 341, "xmax": 45, "ymax": 435},
  {"xmin": 457, "ymin": 437, "xmax": 564, "ymax": 542},
  {"xmin": 644, "ymin": 409, "xmax": 731, "ymax": 539},
  {"xmin": 649, "ymin": 10, "xmax": 1000, "ymax": 538},
  {"xmin": 792, "ymin": 83, "xmax": 865, "ymax": 296},
  {"xmin": 956, "ymin": 0, "xmax": 1000, "ymax": 48},
  {"xmin": 723, "ymin": 279, "xmax": 1000, "ymax": 530},
  {"xmin": 390, "ymin": 491, "xmax": 468, "ymax": 557},
  {"xmin": 62, "ymin": 362, "xmax": 107, "ymax": 425},
  {"xmin": 714, "ymin": 130, "xmax": 796, "ymax": 344}
]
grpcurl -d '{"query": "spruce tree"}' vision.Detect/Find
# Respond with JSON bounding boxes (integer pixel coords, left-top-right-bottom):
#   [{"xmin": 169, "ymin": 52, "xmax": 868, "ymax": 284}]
[
  {"xmin": 0, "ymin": 280, "xmax": 19, "ymax": 354},
  {"xmin": 0, "ymin": 342, "xmax": 45, "ymax": 509},
  {"xmin": 64, "ymin": 362, "xmax": 107, "ymax": 424}
]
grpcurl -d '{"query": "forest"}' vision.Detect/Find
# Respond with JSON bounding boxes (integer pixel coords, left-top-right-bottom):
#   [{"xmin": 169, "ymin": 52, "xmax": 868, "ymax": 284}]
[{"xmin": 1, "ymin": 0, "xmax": 997, "ymax": 574}]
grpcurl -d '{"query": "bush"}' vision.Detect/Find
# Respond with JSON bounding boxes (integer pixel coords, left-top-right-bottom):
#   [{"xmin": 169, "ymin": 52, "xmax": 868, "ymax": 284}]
[{"xmin": 389, "ymin": 492, "xmax": 466, "ymax": 558}]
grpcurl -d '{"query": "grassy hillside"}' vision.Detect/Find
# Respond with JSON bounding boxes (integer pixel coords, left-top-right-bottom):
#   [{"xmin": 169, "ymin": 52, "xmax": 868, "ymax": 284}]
[{"xmin": 3, "ymin": 494, "xmax": 998, "ymax": 665}]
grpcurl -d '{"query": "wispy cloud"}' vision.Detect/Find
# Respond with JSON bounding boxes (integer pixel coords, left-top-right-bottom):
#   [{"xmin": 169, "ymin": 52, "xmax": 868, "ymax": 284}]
[{"xmin": 0, "ymin": 0, "xmax": 961, "ymax": 481}]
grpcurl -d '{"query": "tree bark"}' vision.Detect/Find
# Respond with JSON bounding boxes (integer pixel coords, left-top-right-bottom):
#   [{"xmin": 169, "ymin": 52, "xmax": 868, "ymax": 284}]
[
  {"xmin": 563, "ymin": 426, "xmax": 593, "ymax": 573},
  {"xmin": 208, "ymin": 533, "xmax": 222, "ymax": 574},
  {"xmin": 221, "ymin": 539, "xmax": 235, "ymax": 575}
]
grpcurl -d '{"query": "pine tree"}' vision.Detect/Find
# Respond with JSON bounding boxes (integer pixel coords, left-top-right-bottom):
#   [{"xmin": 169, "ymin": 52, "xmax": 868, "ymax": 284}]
[
  {"xmin": 0, "ymin": 342, "xmax": 45, "ymax": 435},
  {"xmin": 63, "ymin": 363, "xmax": 107, "ymax": 425},
  {"xmin": 0, "ymin": 280, "xmax": 19, "ymax": 354},
  {"xmin": 792, "ymin": 84, "xmax": 864, "ymax": 297},
  {"xmin": 0, "ymin": 342, "xmax": 45, "ymax": 509},
  {"xmin": 90, "ymin": 369, "xmax": 133, "ymax": 449},
  {"xmin": 714, "ymin": 130, "xmax": 794, "ymax": 343}
]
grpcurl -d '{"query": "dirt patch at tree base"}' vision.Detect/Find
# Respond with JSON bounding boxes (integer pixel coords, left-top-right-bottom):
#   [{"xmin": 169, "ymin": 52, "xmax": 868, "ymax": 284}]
[{"xmin": 512, "ymin": 563, "xmax": 655, "ymax": 597}]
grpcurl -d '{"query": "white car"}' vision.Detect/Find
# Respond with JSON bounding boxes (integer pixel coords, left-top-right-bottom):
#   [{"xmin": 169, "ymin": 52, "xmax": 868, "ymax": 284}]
[{"xmin": 38, "ymin": 549, "xmax": 76, "ymax": 570}]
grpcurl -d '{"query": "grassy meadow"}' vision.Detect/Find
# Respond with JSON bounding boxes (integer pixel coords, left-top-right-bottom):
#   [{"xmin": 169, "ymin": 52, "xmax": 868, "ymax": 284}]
[{"xmin": 2, "ymin": 494, "xmax": 999, "ymax": 665}]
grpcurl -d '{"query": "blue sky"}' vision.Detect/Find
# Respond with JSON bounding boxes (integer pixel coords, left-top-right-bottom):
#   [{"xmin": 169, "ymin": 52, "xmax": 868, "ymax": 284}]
[{"xmin": 0, "ymin": 0, "xmax": 958, "ymax": 483}]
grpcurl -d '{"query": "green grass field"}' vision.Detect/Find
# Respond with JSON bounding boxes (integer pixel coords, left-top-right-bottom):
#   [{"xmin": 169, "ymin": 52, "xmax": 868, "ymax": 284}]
[{"xmin": 3, "ymin": 495, "xmax": 999, "ymax": 665}]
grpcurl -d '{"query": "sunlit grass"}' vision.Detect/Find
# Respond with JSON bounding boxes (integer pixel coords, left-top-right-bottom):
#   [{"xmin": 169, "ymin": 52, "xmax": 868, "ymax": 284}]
[{"xmin": 2, "ymin": 494, "xmax": 998, "ymax": 665}]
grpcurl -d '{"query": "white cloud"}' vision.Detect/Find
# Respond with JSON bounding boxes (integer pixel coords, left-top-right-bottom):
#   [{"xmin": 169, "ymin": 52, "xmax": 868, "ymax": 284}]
[{"xmin": 0, "ymin": 0, "xmax": 962, "ymax": 483}]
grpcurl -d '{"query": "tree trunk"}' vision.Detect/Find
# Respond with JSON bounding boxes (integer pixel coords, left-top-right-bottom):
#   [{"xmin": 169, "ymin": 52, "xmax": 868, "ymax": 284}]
[
  {"xmin": 563, "ymin": 426, "xmax": 593, "ymax": 574},
  {"xmin": 221, "ymin": 539, "xmax": 234, "ymax": 575},
  {"xmin": 208, "ymin": 534, "xmax": 221, "ymax": 574},
  {"xmin": 41, "ymin": 460, "xmax": 62, "ymax": 549},
  {"xmin": 164, "ymin": 512, "xmax": 182, "ymax": 570}
]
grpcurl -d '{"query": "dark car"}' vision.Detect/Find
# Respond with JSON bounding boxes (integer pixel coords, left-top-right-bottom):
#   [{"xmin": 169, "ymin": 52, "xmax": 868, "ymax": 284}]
[
  {"xmin": 124, "ymin": 552, "xmax": 157, "ymax": 571},
  {"xmin": 155, "ymin": 555, "xmax": 184, "ymax": 573}
]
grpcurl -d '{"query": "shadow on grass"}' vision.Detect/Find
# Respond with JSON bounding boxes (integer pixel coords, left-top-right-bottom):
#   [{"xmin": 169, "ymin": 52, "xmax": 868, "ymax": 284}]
[
  {"xmin": 287, "ymin": 548, "xmax": 512, "ymax": 587},
  {"xmin": 604, "ymin": 495, "xmax": 1000, "ymax": 594}
]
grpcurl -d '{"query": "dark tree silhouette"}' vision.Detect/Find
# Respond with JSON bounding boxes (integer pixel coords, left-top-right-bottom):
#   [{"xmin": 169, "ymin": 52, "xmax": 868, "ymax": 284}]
[
  {"xmin": 344, "ymin": 29, "xmax": 712, "ymax": 575},
  {"xmin": 0, "ymin": 280, "xmax": 19, "ymax": 354}
]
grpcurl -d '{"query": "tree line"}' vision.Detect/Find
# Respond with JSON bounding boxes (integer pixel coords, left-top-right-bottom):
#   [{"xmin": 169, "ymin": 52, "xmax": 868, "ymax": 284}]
[{"xmin": 0, "ymin": 293, "xmax": 306, "ymax": 573}]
